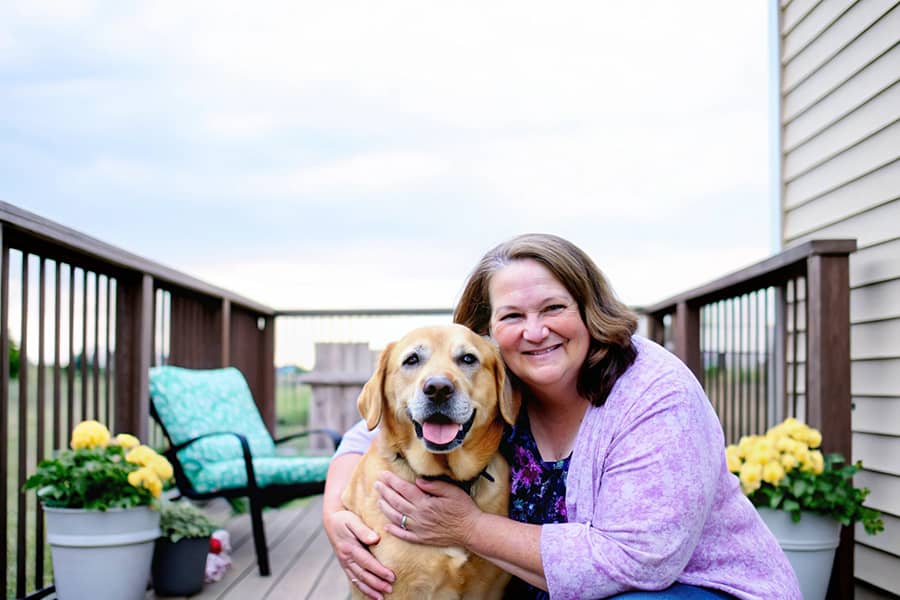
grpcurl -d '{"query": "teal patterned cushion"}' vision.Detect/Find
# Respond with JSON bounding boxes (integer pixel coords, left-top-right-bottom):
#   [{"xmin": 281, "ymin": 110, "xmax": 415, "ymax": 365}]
[
  {"xmin": 150, "ymin": 366, "xmax": 329, "ymax": 492},
  {"xmin": 190, "ymin": 456, "xmax": 332, "ymax": 494}
]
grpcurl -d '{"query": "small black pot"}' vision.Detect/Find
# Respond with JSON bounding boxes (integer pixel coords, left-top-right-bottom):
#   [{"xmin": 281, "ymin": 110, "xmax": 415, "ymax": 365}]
[{"xmin": 152, "ymin": 536, "xmax": 209, "ymax": 596}]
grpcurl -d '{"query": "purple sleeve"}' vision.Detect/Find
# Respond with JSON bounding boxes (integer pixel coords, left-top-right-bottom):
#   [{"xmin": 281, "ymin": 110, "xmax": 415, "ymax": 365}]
[
  {"xmin": 334, "ymin": 419, "xmax": 378, "ymax": 457},
  {"xmin": 541, "ymin": 381, "xmax": 721, "ymax": 599}
]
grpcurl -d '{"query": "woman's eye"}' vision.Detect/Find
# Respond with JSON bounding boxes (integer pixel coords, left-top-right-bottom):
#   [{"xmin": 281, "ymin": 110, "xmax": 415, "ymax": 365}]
[
  {"xmin": 545, "ymin": 304, "xmax": 566, "ymax": 313},
  {"xmin": 402, "ymin": 354, "xmax": 420, "ymax": 367},
  {"xmin": 499, "ymin": 313, "xmax": 522, "ymax": 321},
  {"xmin": 459, "ymin": 353, "xmax": 478, "ymax": 366}
]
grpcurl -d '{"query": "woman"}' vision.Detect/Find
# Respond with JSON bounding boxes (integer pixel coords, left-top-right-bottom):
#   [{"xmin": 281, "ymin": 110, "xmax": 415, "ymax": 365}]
[{"xmin": 323, "ymin": 233, "xmax": 800, "ymax": 600}]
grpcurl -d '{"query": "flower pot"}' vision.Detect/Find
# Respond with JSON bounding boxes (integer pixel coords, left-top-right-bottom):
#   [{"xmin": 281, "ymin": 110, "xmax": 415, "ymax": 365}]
[
  {"xmin": 152, "ymin": 536, "xmax": 210, "ymax": 596},
  {"xmin": 44, "ymin": 505, "xmax": 161, "ymax": 600},
  {"xmin": 757, "ymin": 507, "xmax": 841, "ymax": 600}
]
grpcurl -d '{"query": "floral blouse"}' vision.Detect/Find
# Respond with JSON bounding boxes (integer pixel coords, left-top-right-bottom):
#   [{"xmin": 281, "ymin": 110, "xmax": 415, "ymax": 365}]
[{"xmin": 501, "ymin": 409, "xmax": 570, "ymax": 600}]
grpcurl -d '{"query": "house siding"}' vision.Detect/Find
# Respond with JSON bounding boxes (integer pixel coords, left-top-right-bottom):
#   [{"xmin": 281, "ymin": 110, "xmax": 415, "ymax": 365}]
[{"xmin": 778, "ymin": 0, "xmax": 900, "ymax": 596}]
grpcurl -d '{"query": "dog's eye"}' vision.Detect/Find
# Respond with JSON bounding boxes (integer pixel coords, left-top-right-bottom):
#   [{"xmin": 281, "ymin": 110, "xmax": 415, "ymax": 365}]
[
  {"xmin": 459, "ymin": 353, "xmax": 478, "ymax": 366},
  {"xmin": 402, "ymin": 353, "xmax": 420, "ymax": 367}
]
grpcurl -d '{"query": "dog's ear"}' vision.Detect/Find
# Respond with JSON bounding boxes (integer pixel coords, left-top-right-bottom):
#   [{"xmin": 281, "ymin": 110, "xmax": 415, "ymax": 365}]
[
  {"xmin": 358, "ymin": 342, "xmax": 395, "ymax": 430},
  {"xmin": 493, "ymin": 356, "xmax": 521, "ymax": 426}
]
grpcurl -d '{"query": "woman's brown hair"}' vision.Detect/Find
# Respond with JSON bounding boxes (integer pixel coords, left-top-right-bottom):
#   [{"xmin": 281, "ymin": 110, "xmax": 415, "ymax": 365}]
[{"xmin": 453, "ymin": 233, "xmax": 638, "ymax": 407}]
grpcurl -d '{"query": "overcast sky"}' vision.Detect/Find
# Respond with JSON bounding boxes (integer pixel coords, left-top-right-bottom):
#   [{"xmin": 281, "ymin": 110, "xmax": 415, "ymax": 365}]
[{"xmin": 1, "ymin": 1, "xmax": 774, "ymax": 312}]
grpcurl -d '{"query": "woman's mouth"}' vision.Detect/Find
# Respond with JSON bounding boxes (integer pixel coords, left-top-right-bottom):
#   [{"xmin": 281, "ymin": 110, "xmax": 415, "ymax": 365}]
[{"xmin": 523, "ymin": 343, "xmax": 562, "ymax": 356}]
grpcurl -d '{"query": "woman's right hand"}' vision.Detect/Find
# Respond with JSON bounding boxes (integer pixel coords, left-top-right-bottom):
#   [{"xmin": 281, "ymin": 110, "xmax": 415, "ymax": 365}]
[{"xmin": 323, "ymin": 507, "xmax": 395, "ymax": 599}]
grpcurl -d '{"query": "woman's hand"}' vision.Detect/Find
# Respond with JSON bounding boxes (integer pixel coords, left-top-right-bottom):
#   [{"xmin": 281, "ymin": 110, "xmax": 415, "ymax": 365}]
[
  {"xmin": 375, "ymin": 471, "xmax": 481, "ymax": 548},
  {"xmin": 323, "ymin": 508, "xmax": 395, "ymax": 600}
]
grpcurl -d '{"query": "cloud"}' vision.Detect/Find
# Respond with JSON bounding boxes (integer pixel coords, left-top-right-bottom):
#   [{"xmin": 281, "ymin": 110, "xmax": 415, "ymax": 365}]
[{"xmin": 1, "ymin": 1, "xmax": 773, "ymax": 322}]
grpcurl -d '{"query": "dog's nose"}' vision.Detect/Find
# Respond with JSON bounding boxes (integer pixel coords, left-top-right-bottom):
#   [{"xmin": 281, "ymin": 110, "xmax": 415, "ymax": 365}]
[{"xmin": 423, "ymin": 376, "xmax": 455, "ymax": 403}]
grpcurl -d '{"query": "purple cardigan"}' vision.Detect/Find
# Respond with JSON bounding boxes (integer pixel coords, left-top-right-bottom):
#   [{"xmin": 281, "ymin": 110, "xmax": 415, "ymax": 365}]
[{"xmin": 335, "ymin": 336, "xmax": 801, "ymax": 600}]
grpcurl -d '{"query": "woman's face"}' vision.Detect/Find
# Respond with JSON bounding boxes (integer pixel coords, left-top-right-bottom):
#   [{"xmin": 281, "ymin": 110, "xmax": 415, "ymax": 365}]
[{"xmin": 488, "ymin": 259, "xmax": 590, "ymax": 399}]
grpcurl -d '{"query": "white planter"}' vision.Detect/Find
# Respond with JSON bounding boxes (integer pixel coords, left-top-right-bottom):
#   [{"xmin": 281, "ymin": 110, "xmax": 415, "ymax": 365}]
[
  {"xmin": 757, "ymin": 507, "xmax": 841, "ymax": 600},
  {"xmin": 44, "ymin": 505, "xmax": 161, "ymax": 600}
]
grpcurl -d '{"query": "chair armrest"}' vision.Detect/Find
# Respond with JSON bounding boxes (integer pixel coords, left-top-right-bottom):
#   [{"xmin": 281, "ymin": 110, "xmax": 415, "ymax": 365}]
[
  {"xmin": 168, "ymin": 431, "xmax": 260, "ymax": 492},
  {"xmin": 273, "ymin": 428, "xmax": 342, "ymax": 451}
]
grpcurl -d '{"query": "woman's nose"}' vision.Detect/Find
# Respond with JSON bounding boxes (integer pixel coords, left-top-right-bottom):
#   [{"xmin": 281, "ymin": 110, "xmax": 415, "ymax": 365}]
[{"xmin": 522, "ymin": 316, "xmax": 548, "ymax": 342}]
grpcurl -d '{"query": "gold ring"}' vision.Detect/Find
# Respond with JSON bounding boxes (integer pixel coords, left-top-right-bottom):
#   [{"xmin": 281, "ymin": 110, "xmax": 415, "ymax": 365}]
[{"xmin": 400, "ymin": 513, "xmax": 408, "ymax": 530}]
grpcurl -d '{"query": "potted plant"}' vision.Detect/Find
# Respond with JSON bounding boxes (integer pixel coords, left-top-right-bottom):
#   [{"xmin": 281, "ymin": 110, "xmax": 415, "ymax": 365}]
[
  {"xmin": 24, "ymin": 420, "xmax": 174, "ymax": 600},
  {"xmin": 725, "ymin": 417, "xmax": 883, "ymax": 600},
  {"xmin": 152, "ymin": 499, "xmax": 218, "ymax": 596}
]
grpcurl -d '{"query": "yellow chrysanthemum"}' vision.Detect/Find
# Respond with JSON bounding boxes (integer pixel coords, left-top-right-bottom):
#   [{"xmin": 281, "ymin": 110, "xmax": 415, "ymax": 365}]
[
  {"xmin": 762, "ymin": 461, "xmax": 786, "ymax": 485},
  {"xmin": 780, "ymin": 452, "xmax": 799, "ymax": 472},
  {"xmin": 125, "ymin": 444, "xmax": 159, "ymax": 467},
  {"xmin": 70, "ymin": 420, "xmax": 111, "ymax": 450},
  {"xmin": 739, "ymin": 462, "xmax": 763, "ymax": 495},
  {"xmin": 737, "ymin": 435, "xmax": 758, "ymax": 458},
  {"xmin": 808, "ymin": 450, "xmax": 824, "ymax": 475},
  {"xmin": 725, "ymin": 445, "xmax": 742, "ymax": 473},
  {"xmin": 114, "ymin": 433, "xmax": 141, "ymax": 449},
  {"xmin": 804, "ymin": 428, "xmax": 822, "ymax": 449},
  {"xmin": 147, "ymin": 455, "xmax": 174, "ymax": 481},
  {"xmin": 128, "ymin": 467, "xmax": 163, "ymax": 498}
]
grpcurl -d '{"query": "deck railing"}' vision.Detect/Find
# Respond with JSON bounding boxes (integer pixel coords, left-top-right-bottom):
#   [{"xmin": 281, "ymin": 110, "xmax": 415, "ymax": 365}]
[
  {"xmin": 640, "ymin": 238, "xmax": 857, "ymax": 600},
  {"xmin": 1, "ymin": 201, "xmax": 858, "ymax": 600},
  {"xmin": 0, "ymin": 202, "xmax": 276, "ymax": 599}
]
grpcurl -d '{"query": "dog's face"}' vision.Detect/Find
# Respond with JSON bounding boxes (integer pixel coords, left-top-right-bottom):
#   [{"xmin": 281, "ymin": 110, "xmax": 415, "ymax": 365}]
[{"xmin": 358, "ymin": 324, "xmax": 519, "ymax": 459}]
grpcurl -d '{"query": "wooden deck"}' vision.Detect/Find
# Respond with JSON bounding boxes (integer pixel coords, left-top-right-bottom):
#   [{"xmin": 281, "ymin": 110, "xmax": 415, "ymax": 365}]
[{"xmin": 148, "ymin": 495, "xmax": 350, "ymax": 600}]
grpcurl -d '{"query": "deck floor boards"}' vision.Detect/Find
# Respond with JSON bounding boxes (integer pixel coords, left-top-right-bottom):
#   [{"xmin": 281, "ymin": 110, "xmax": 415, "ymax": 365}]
[{"xmin": 145, "ymin": 495, "xmax": 350, "ymax": 600}]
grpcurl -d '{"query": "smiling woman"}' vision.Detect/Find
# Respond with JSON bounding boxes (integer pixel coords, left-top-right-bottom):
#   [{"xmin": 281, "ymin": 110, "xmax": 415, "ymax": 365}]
[{"xmin": 324, "ymin": 233, "xmax": 802, "ymax": 600}]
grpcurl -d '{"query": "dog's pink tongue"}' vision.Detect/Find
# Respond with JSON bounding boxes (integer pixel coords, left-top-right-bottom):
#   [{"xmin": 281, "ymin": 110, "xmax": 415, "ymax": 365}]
[{"xmin": 422, "ymin": 421, "xmax": 460, "ymax": 445}]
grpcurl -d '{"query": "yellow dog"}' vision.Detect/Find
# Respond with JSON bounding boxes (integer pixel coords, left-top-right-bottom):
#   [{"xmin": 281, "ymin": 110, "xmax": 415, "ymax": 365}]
[{"xmin": 342, "ymin": 324, "xmax": 518, "ymax": 599}]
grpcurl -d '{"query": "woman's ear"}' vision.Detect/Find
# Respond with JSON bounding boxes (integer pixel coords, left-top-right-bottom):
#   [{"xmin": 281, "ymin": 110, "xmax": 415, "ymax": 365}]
[{"xmin": 357, "ymin": 342, "xmax": 395, "ymax": 430}]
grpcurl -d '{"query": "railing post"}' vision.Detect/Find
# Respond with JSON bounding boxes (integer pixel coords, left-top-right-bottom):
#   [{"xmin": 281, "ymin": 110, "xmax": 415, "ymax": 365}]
[
  {"xmin": 675, "ymin": 301, "xmax": 703, "ymax": 385},
  {"xmin": 806, "ymin": 253, "xmax": 852, "ymax": 600},
  {"xmin": 646, "ymin": 314, "xmax": 666, "ymax": 346},
  {"xmin": 115, "ymin": 273, "xmax": 153, "ymax": 439},
  {"xmin": 220, "ymin": 298, "xmax": 231, "ymax": 367},
  {"xmin": 259, "ymin": 314, "xmax": 276, "ymax": 433}
]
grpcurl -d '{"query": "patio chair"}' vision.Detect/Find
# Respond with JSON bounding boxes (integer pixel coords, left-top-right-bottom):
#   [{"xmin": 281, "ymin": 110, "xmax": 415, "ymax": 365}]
[{"xmin": 148, "ymin": 365, "xmax": 341, "ymax": 576}]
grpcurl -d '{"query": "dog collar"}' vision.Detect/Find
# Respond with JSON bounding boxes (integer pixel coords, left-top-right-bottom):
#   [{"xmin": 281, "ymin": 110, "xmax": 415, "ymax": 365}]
[{"xmin": 422, "ymin": 468, "xmax": 495, "ymax": 496}]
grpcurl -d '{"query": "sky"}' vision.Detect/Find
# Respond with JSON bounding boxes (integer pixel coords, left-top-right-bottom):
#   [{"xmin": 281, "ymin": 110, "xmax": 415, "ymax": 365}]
[{"xmin": 1, "ymin": 1, "xmax": 774, "ymax": 315}]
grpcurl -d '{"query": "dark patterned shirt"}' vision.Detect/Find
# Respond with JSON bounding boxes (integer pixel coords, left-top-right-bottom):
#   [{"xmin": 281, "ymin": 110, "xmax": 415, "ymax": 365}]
[{"xmin": 501, "ymin": 409, "xmax": 570, "ymax": 600}]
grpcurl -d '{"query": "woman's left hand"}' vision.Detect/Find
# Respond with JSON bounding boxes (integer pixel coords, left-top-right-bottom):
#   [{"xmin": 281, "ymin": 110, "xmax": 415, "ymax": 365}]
[{"xmin": 375, "ymin": 471, "xmax": 479, "ymax": 548}]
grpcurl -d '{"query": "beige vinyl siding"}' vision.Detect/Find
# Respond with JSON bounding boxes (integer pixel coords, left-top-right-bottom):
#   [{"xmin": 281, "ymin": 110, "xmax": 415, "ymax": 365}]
[
  {"xmin": 784, "ymin": 122, "xmax": 899, "ymax": 207},
  {"xmin": 851, "ymin": 278, "xmax": 900, "ymax": 321},
  {"xmin": 856, "ymin": 470, "xmax": 900, "ymax": 515},
  {"xmin": 852, "ymin": 397, "xmax": 900, "ymax": 435},
  {"xmin": 784, "ymin": 42, "xmax": 900, "ymax": 150},
  {"xmin": 783, "ymin": 0, "xmax": 896, "ymax": 86},
  {"xmin": 780, "ymin": 0, "xmax": 900, "ymax": 594},
  {"xmin": 782, "ymin": 4, "xmax": 899, "ymax": 120},
  {"xmin": 783, "ymin": 83, "xmax": 899, "ymax": 179},
  {"xmin": 856, "ymin": 545, "xmax": 900, "ymax": 595},
  {"xmin": 850, "ymin": 239, "xmax": 900, "ymax": 287},
  {"xmin": 783, "ymin": 161, "xmax": 899, "ymax": 240}
]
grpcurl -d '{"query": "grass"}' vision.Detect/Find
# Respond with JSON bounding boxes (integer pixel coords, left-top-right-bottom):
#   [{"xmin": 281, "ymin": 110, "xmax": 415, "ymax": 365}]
[{"xmin": 5, "ymin": 368, "xmax": 311, "ymax": 599}]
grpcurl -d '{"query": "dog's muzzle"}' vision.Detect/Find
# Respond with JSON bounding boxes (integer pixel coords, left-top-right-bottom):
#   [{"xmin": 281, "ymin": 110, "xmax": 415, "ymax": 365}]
[{"xmin": 410, "ymin": 375, "xmax": 476, "ymax": 453}]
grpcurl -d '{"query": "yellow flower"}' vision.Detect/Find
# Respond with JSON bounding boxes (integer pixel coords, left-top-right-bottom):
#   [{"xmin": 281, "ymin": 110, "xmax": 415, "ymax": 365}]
[
  {"xmin": 148, "ymin": 455, "xmax": 174, "ymax": 481},
  {"xmin": 128, "ymin": 467, "xmax": 163, "ymax": 498},
  {"xmin": 125, "ymin": 445, "xmax": 159, "ymax": 467},
  {"xmin": 762, "ymin": 461, "xmax": 786, "ymax": 485},
  {"xmin": 725, "ymin": 445, "xmax": 742, "ymax": 473},
  {"xmin": 71, "ymin": 420, "xmax": 110, "ymax": 450},
  {"xmin": 114, "ymin": 433, "xmax": 141, "ymax": 449},
  {"xmin": 737, "ymin": 435, "xmax": 758, "ymax": 458},
  {"xmin": 808, "ymin": 450, "xmax": 824, "ymax": 475},
  {"xmin": 804, "ymin": 428, "xmax": 822, "ymax": 449},
  {"xmin": 739, "ymin": 462, "xmax": 763, "ymax": 494},
  {"xmin": 780, "ymin": 452, "xmax": 799, "ymax": 472}
]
